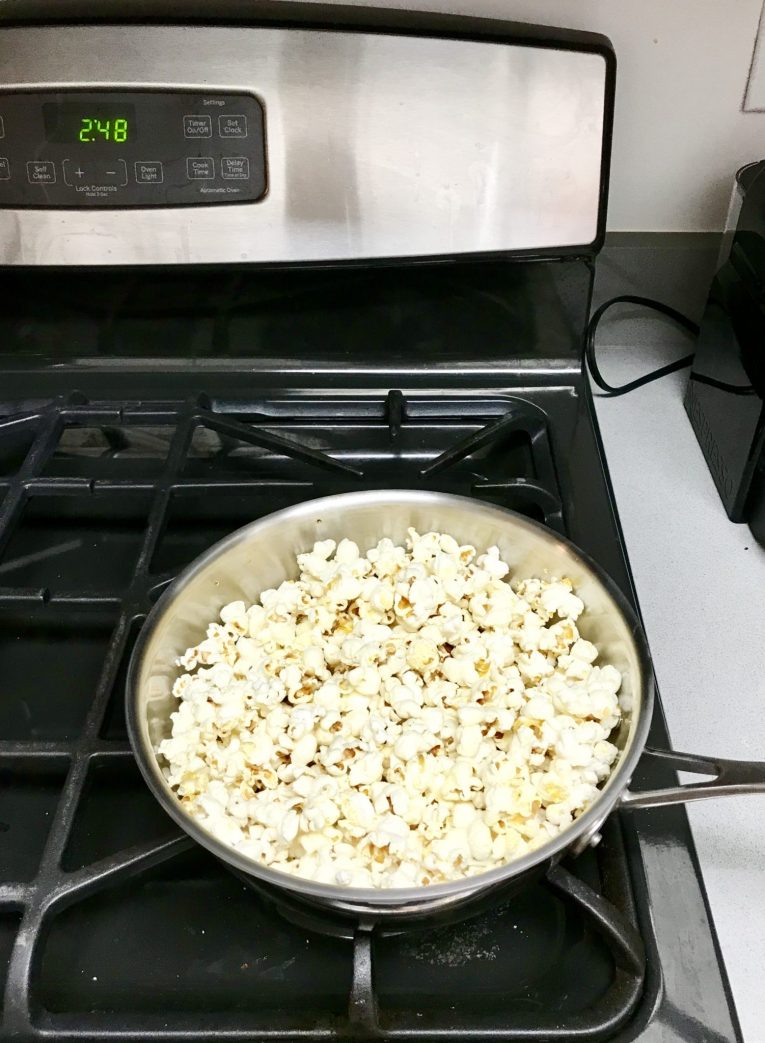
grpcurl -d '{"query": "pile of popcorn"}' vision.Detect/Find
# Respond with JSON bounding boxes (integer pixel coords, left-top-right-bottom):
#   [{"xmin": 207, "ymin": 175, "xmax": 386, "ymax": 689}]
[{"xmin": 159, "ymin": 530, "xmax": 622, "ymax": 888}]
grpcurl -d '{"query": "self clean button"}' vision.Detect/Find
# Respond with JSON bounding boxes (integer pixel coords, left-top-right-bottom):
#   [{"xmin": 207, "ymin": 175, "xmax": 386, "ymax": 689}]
[{"xmin": 26, "ymin": 160, "xmax": 56, "ymax": 184}]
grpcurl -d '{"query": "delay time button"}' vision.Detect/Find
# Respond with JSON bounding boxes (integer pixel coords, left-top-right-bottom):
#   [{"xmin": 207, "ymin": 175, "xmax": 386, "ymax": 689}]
[{"xmin": 221, "ymin": 156, "xmax": 250, "ymax": 180}]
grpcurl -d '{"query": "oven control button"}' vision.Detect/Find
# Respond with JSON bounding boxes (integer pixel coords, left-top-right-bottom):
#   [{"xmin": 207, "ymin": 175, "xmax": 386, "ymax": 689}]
[
  {"xmin": 218, "ymin": 114, "xmax": 247, "ymax": 138},
  {"xmin": 186, "ymin": 156, "xmax": 215, "ymax": 180},
  {"xmin": 183, "ymin": 115, "xmax": 212, "ymax": 138},
  {"xmin": 220, "ymin": 156, "xmax": 250, "ymax": 180},
  {"xmin": 26, "ymin": 160, "xmax": 56, "ymax": 184},
  {"xmin": 0, "ymin": 157, "xmax": 9, "ymax": 180},
  {"xmin": 63, "ymin": 159, "xmax": 128, "ymax": 188},
  {"xmin": 0, "ymin": 117, "xmax": 5, "ymax": 139},
  {"xmin": 134, "ymin": 161, "xmax": 164, "ymax": 184}
]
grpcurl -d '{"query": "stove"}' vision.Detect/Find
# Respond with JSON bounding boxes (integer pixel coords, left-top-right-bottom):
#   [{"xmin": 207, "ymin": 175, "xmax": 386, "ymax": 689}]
[{"xmin": 0, "ymin": 7, "xmax": 741, "ymax": 1042}]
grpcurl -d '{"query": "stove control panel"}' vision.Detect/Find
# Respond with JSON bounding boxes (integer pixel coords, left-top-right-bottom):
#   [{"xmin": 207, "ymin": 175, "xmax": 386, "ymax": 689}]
[{"xmin": 0, "ymin": 90, "xmax": 266, "ymax": 207}]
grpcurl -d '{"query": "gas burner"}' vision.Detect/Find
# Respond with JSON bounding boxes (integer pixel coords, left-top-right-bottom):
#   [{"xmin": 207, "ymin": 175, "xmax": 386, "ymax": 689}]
[{"xmin": 0, "ymin": 382, "xmax": 734, "ymax": 1040}]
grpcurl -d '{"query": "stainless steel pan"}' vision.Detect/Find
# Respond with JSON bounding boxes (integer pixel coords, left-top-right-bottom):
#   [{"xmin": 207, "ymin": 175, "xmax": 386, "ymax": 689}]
[{"xmin": 126, "ymin": 490, "xmax": 765, "ymax": 922}]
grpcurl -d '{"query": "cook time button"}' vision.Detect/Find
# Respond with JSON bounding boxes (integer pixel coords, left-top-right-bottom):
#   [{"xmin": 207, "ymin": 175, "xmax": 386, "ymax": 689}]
[
  {"xmin": 186, "ymin": 156, "xmax": 215, "ymax": 180},
  {"xmin": 221, "ymin": 156, "xmax": 250, "ymax": 180}
]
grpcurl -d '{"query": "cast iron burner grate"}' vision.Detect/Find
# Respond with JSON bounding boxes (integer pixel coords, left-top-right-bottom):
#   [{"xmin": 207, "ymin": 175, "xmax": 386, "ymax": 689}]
[{"xmin": 0, "ymin": 391, "xmax": 646, "ymax": 1041}]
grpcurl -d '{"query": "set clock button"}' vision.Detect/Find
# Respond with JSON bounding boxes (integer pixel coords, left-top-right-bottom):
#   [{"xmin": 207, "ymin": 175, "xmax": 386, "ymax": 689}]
[
  {"xmin": 135, "ymin": 161, "xmax": 164, "ymax": 184},
  {"xmin": 186, "ymin": 156, "xmax": 215, "ymax": 180},
  {"xmin": 0, "ymin": 157, "xmax": 9, "ymax": 181},
  {"xmin": 26, "ymin": 160, "xmax": 56, "ymax": 184},
  {"xmin": 220, "ymin": 156, "xmax": 250, "ymax": 180},
  {"xmin": 218, "ymin": 114, "xmax": 247, "ymax": 138},
  {"xmin": 183, "ymin": 115, "xmax": 212, "ymax": 138}
]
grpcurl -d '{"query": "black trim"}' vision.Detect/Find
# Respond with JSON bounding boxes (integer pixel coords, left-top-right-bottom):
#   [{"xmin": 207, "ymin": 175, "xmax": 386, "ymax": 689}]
[{"xmin": 0, "ymin": 0, "xmax": 611, "ymax": 48}]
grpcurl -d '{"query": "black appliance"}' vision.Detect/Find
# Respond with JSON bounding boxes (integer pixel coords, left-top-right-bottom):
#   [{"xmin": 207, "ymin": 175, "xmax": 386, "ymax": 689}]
[
  {"xmin": 686, "ymin": 160, "xmax": 765, "ymax": 546},
  {"xmin": 0, "ymin": 5, "xmax": 741, "ymax": 1042}
]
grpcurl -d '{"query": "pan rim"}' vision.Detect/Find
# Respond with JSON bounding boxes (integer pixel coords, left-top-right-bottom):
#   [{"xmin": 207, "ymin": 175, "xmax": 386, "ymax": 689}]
[{"xmin": 126, "ymin": 488, "xmax": 653, "ymax": 909}]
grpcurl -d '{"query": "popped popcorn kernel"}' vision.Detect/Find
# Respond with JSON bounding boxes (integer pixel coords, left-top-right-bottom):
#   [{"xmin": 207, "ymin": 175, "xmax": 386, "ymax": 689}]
[{"xmin": 160, "ymin": 531, "xmax": 623, "ymax": 888}]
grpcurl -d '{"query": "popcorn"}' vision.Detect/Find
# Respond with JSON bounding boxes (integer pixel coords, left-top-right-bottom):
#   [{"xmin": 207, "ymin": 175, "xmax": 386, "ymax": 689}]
[{"xmin": 159, "ymin": 531, "xmax": 623, "ymax": 889}]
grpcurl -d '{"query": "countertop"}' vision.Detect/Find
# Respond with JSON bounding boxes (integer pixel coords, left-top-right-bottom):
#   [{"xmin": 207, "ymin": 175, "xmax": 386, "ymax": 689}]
[{"xmin": 591, "ymin": 240, "xmax": 765, "ymax": 1043}]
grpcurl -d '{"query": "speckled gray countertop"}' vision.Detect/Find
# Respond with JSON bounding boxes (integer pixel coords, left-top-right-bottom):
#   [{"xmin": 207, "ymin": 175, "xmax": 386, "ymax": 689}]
[{"xmin": 593, "ymin": 236, "xmax": 765, "ymax": 1043}]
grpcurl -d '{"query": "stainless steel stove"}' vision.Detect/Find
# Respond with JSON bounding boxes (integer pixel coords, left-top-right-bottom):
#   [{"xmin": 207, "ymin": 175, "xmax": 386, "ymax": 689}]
[{"xmin": 0, "ymin": 6, "xmax": 741, "ymax": 1041}]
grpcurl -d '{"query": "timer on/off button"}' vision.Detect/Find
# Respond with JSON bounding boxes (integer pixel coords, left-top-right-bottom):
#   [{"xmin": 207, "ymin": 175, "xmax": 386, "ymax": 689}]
[{"xmin": 183, "ymin": 115, "xmax": 212, "ymax": 139}]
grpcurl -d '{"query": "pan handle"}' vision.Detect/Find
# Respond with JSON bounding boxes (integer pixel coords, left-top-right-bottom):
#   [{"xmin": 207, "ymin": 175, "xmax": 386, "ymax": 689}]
[{"xmin": 619, "ymin": 747, "xmax": 765, "ymax": 810}]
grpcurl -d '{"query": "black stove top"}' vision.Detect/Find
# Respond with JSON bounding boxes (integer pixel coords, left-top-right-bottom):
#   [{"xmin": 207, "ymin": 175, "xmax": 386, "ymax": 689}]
[{"xmin": 0, "ymin": 261, "xmax": 740, "ymax": 1041}]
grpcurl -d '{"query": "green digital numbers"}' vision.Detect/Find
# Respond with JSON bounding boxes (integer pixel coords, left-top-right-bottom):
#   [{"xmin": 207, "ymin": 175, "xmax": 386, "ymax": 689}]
[{"xmin": 77, "ymin": 116, "xmax": 129, "ymax": 142}]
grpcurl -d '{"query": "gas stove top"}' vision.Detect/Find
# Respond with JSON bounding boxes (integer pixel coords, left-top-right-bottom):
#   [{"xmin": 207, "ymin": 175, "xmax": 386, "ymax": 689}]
[
  {"xmin": 0, "ymin": 364, "xmax": 740, "ymax": 1041},
  {"xmin": 0, "ymin": 10, "xmax": 742, "ymax": 1039}
]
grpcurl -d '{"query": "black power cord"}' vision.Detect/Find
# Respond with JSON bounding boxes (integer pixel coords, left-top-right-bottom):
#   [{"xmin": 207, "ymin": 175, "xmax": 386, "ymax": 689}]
[{"xmin": 585, "ymin": 294, "xmax": 700, "ymax": 397}]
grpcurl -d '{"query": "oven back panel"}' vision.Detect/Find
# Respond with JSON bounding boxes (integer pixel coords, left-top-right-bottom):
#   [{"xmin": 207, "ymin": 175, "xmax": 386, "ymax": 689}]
[{"xmin": 0, "ymin": 24, "xmax": 611, "ymax": 265}]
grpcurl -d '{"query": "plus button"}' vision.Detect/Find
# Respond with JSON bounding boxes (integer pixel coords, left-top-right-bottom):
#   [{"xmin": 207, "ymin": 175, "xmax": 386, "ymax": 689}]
[{"xmin": 75, "ymin": 167, "xmax": 85, "ymax": 178}]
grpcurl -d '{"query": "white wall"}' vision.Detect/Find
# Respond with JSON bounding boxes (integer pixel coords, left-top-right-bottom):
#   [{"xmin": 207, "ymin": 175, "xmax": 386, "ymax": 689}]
[{"xmin": 302, "ymin": 0, "xmax": 765, "ymax": 230}]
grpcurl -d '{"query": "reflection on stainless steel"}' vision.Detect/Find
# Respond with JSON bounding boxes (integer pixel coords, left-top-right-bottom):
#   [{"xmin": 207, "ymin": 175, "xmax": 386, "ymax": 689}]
[
  {"xmin": 0, "ymin": 25, "xmax": 606, "ymax": 264},
  {"xmin": 128, "ymin": 489, "xmax": 654, "ymax": 918}
]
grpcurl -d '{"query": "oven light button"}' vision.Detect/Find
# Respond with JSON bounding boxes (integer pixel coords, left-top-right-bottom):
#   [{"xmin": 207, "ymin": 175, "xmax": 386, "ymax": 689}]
[{"xmin": 135, "ymin": 161, "xmax": 164, "ymax": 184}]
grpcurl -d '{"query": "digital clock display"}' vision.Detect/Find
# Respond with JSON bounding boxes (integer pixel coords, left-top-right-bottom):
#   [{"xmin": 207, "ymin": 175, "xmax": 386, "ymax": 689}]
[
  {"xmin": 42, "ymin": 102, "xmax": 136, "ymax": 144},
  {"xmin": 0, "ymin": 90, "xmax": 266, "ymax": 209}
]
